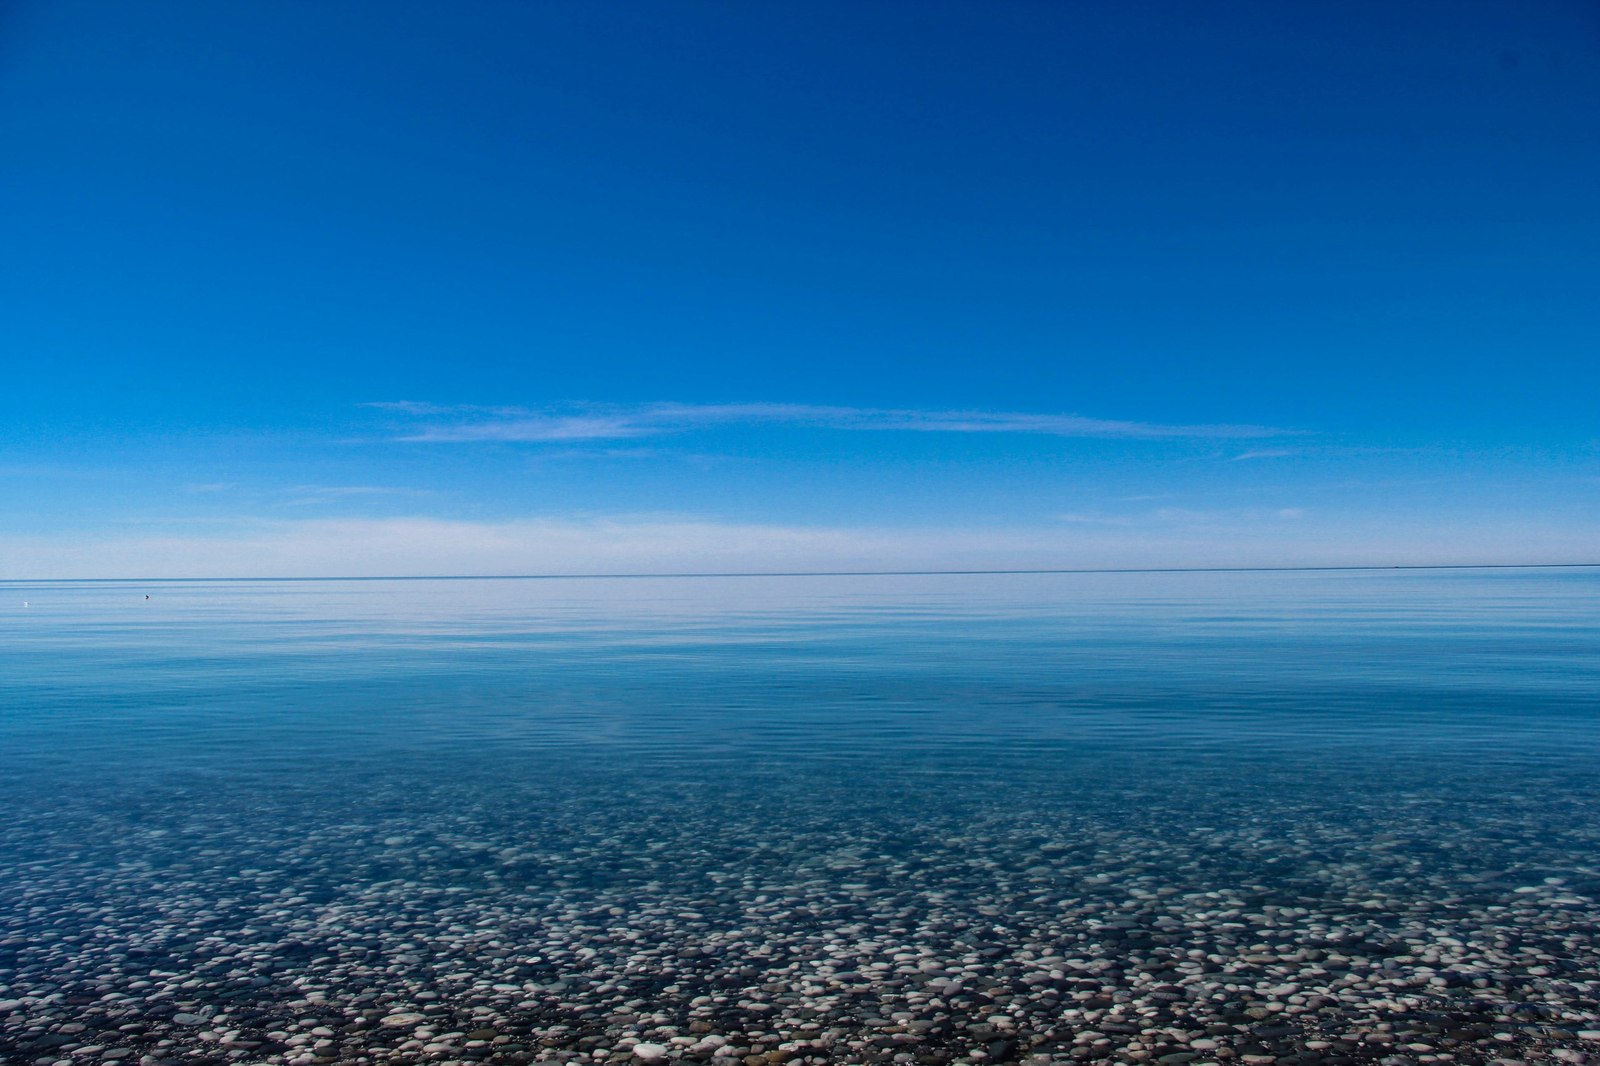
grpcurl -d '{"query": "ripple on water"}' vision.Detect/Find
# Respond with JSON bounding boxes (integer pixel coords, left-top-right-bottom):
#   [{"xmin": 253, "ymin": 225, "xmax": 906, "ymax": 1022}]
[{"xmin": 1, "ymin": 571, "xmax": 1598, "ymax": 1062}]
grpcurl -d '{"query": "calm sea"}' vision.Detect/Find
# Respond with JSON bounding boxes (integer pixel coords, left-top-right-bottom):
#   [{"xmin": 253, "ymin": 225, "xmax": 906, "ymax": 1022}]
[{"xmin": 2, "ymin": 569, "xmax": 1598, "ymax": 1064}]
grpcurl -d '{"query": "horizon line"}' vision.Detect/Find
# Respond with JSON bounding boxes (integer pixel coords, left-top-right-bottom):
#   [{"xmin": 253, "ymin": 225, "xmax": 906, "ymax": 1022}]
[{"xmin": 5, "ymin": 562, "xmax": 1599, "ymax": 583}]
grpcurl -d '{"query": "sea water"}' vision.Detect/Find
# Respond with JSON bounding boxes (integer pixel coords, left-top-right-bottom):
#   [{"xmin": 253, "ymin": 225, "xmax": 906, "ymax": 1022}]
[{"xmin": 2, "ymin": 569, "xmax": 1598, "ymax": 1064}]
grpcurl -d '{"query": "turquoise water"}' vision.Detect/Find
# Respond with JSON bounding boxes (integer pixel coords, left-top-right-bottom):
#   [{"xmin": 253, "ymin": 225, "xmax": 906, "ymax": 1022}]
[{"xmin": 2, "ymin": 570, "xmax": 1598, "ymax": 1064}]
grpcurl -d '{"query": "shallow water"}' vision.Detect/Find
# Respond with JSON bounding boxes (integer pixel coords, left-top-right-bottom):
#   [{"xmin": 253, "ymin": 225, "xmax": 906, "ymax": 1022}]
[{"xmin": 2, "ymin": 570, "xmax": 1598, "ymax": 1065}]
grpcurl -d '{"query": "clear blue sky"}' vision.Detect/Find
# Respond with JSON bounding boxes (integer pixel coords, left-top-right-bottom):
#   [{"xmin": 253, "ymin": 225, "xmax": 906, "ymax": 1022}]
[{"xmin": 3, "ymin": 0, "xmax": 1596, "ymax": 576}]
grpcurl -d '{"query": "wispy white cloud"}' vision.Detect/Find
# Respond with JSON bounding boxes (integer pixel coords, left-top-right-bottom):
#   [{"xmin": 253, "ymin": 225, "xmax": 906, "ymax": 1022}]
[
  {"xmin": 1231, "ymin": 444, "xmax": 1431, "ymax": 462},
  {"xmin": 2, "ymin": 512, "xmax": 1589, "ymax": 580},
  {"xmin": 405, "ymin": 414, "xmax": 657, "ymax": 443},
  {"xmin": 521, "ymin": 446, "xmax": 676, "ymax": 466},
  {"xmin": 367, "ymin": 401, "xmax": 1295, "ymax": 443},
  {"xmin": 283, "ymin": 485, "xmax": 425, "ymax": 507},
  {"xmin": 1151, "ymin": 506, "xmax": 1310, "ymax": 524},
  {"xmin": 1058, "ymin": 505, "xmax": 1309, "ymax": 530},
  {"xmin": 173, "ymin": 483, "xmax": 424, "ymax": 506},
  {"xmin": 3, "ymin": 517, "xmax": 1051, "ymax": 578},
  {"xmin": 1057, "ymin": 512, "xmax": 1140, "ymax": 526},
  {"xmin": 286, "ymin": 485, "xmax": 411, "ymax": 498}
]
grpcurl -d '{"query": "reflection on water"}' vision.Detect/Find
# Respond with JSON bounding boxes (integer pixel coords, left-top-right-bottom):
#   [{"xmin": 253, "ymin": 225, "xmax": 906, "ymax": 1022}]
[{"xmin": 2, "ymin": 570, "xmax": 1598, "ymax": 1063}]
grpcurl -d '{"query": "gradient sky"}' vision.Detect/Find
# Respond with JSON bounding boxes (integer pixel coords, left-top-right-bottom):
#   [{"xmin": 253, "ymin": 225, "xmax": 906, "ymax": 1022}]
[{"xmin": 3, "ymin": 0, "xmax": 1597, "ymax": 576}]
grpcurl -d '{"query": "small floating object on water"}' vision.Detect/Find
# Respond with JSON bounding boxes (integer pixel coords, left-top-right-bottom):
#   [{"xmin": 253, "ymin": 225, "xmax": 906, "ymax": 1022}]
[{"xmin": 145, "ymin": 594, "xmax": 150, "ymax": 600}]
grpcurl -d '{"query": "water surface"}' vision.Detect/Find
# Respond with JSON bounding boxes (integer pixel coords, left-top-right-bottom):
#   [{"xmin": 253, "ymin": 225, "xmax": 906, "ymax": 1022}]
[{"xmin": 2, "ymin": 570, "xmax": 1598, "ymax": 1064}]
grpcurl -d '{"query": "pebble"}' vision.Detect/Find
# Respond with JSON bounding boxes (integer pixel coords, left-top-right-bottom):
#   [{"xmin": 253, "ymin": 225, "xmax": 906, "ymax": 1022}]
[{"xmin": 3, "ymin": 740, "xmax": 1598, "ymax": 1065}]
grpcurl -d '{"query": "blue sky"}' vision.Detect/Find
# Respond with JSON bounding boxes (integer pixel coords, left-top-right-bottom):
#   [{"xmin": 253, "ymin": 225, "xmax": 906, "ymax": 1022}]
[{"xmin": 3, "ymin": 0, "xmax": 1597, "ymax": 576}]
